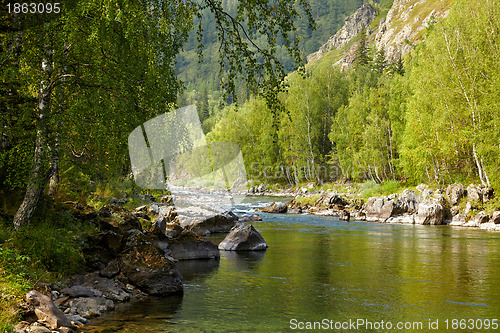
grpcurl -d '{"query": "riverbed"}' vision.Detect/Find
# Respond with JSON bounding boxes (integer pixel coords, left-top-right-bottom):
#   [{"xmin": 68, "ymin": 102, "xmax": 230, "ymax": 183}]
[{"xmin": 83, "ymin": 197, "xmax": 500, "ymax": 332}]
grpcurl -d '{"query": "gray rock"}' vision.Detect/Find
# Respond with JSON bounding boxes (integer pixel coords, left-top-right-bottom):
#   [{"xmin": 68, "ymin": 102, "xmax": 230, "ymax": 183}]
[
  {"xmin": 480, "ymin": 223, "xmax": 500, "ymax": 231},
  {"xmin": 262, "ymin": 202, "xmax": 288, "ymax": 214},
  {"xmin": 169, "ymin": 237, "xmax": 220, "ymax": 260},
  {"xmin": 66, "ymin": 314, "xmax": 87, "ymax": 325},
  {"xmin": 394, "ymin": 189, "xmax": 421, "ymax": 214},
  {"xmin": 491, "ymin": 211, "xmax": 500, "ymax": 224},
  {"xmin": 25, "ymin": 290, "xmax": 74, "ymax": 329},
  {"xmin": 68, "ymin": 297, "xmax": 114, "ymax": 318},
  {"xmin": 118, "ymin": 240, "xmax": 183, "ymax": 295},
  {"xmin": 99, "ymin": 259, "xmax": 120, "ymax": 278},
  {"xmin": 475, "ymin": 211, "xmax": 490, "ymax": 224},
  {"xmin": 181, "ymin": 211, "xmax": 238, "ymax": 235},
  {"xmin": 92, "ymin": 278, "xmax": 130, "ymax": 302},
  {"xmin": 97, "ymin": 230, "xmax": 123, "ymax": 254},
  {"xmin": 446, "ymin": 184, "xmax": 465, "ymax": 206},
  {"xmin": 28, "ymin": 325, "xmax": 51, "ymax": 333},
  {"xmin": 219, "ymin": 223, "xmax": 268, "ymax": 251},
  {"xmin": 364, "ymin": 197, "xmax": 394, "ymax": 222},
  {"xmin": 386, "ymin": 214, "xmax": 415, "ymax": 224},
  {"xmin": 449, "ymin": 214, "xmax": 467, "ymax": 226},
  {"xmin": 61, "ymin": 285, "xmax": 102, "ymax": 298},
  {"xmin": 416, "ymin": 200, "xmax": 444, "ymax": 225},
  {"xmin": 238, "ymin": 214, "xmax": 263, "ymax": 222}
]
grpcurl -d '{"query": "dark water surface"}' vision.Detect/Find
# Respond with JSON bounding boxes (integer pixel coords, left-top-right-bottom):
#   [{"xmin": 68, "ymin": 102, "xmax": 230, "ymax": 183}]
[{"xmin": 83, "ymin": 198, "xmax": 500, "ymax": 332}]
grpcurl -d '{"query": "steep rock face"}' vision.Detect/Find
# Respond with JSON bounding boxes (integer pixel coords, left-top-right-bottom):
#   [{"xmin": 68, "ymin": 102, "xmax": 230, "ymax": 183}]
[
  {"xmin": 307, "ymin": 4, "xmax": 376, "ymax": 62},
  {"xmin": 375, "ymin": 0, "xmax": 452, "ymax": 60}
]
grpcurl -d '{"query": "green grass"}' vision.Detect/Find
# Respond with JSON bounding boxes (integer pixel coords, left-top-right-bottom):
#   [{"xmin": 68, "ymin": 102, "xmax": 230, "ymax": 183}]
[
  {"xmin": 294, "ymin": 194, "xmax": 322, "ymax": 206},
  {"xmin": 0, "ymin": 197, "xmax": 99, "ymax": 329},
  {"xmin": 361, "ymin": 180, "xmax": 402, "ymax": 199}
]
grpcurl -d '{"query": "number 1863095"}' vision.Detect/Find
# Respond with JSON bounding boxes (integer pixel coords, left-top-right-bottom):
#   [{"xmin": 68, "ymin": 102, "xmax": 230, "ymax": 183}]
[{"xmin": 6, "ymin": 3, "xmax": 60, "ymax": 14}]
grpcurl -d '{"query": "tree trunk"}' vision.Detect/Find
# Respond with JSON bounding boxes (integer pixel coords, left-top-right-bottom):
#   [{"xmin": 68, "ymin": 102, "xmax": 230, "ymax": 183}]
[{"xmin": 13, "ymin": 44, "xmax": 53, "ymax": 230}]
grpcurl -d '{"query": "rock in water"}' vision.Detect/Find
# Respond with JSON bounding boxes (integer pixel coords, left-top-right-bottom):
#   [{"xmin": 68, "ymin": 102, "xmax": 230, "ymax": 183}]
[
  {"xmin": 364, "ymin": 197, "xmax": 394, "ymax": 222},
  {"xmin": 261, "ymin": 202, "xmax": 288, "ymax": 214},
  {"xmin": 118, "ymin": 241, "xmax": 183, "ymax": 295},
  {"xmin": 25, "ymin": 290, "xmax": 74, "ymax": 329},
  {"xmin": 416, "ymin": 200, "xmax": 444, "ymax": 225},
  {"xmin": 169, "ymin": 237, "xmax": 220, "ymax": 260},
  {"xmin": 218, "ymin": 223, "xmax": 268, "ymax": 251},
  {"xmin": 180, "ymin": 211, "xmax": 238, "ymax": 235}
]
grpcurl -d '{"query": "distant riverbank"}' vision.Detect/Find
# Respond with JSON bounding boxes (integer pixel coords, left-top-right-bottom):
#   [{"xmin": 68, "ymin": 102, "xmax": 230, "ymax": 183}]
[{"xmin": 253, "ymin": 182, "xmax": 500, "ymax": 232}]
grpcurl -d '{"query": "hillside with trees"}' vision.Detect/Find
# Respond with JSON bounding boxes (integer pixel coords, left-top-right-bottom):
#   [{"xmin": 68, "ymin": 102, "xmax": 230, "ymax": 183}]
[{"xmin": 208, "ymin": 0, "xmax": 500, "ymax": 190}]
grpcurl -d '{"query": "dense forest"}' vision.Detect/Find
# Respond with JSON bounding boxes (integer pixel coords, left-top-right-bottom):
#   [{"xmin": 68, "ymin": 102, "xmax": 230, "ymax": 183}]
[
  {"xmin": 208, "ymin": 0, "xmax": 500, "ymax": 190},
  {"xmin": 1, "ymin": 0, "xmax": 500, "ymax": 329}
]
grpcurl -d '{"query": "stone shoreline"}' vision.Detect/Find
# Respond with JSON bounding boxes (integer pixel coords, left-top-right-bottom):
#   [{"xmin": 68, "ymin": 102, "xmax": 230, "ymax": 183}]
[
  {"xmin": 259, "ymin": 183, "xmax": 500, "ymax": 232},
  {"xmin": 14, "ymin": 200, "xmax": 267, "ymax": 333}
]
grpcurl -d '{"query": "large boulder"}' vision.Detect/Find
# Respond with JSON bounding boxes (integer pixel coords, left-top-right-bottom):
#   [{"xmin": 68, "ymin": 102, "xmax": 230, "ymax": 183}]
[
  {"xmin": 394, "ymin": 189, "xmax": 421, "ymax": 214},
  {"xmin": 218, "ymin": 223, "xmax": 268, "ymax": 251},
  {"xmin": 180, "ymin": 211, "xmax": 238, "ymax": 235},
  {"xmin": 25, "ymin": 290, "xmax": 74, "ymax": 329},
  {"xmin": 446, "ymin": 184, "xmax": 465, "ymax": 206},
  {"xmin": 364, "ymin": 197, "xmax": 394, "ymax": 222},
  {"xmin": 261, "ymin": 202, "xmax": 288, "ymax": 214},
  {"xmin": 416, "ymin": 200, "xmax": 444, "ymax": 225},
  {"xmin": 168, "ymin": 233, "xmax": 220, "ymax": 260},
  {"xmin": 118, "ymin": 240, "xmax": 183, "ymax": 295}
]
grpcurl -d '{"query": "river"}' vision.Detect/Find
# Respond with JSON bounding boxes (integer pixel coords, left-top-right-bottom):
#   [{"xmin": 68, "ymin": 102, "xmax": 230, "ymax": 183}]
[{"xmin": 83, "ymin": 197, "xmax": 500, "ymax": 332}]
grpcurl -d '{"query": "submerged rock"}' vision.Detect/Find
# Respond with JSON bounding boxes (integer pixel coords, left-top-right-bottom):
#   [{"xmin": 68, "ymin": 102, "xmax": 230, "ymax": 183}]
[
  {"xmin": 218, "ymin": 223, "xmax": 268, "ymax": 251},
  {"xmin": 261, "ymin": 202, "xmax": 288, "ymax": 214}
]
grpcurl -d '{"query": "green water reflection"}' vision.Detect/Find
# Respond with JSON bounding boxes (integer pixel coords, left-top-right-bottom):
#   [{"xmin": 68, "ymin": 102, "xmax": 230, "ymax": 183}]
[{"xmin": 84, "ymin": 213, "xmax": 500, "ymax": 332}]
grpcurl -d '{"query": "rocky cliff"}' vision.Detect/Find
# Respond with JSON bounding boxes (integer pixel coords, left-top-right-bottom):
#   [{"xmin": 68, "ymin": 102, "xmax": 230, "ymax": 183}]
[
  {"xmin": 375, "ymin": 0, "xmax": 452, "ymax": 60},
  {"xmin": 306, "ymin": 3, "xmax": 376, "ymax": 63},
  {"xmin": 307, "ymin": 0, "xmax": 454, "ymax": 66}
]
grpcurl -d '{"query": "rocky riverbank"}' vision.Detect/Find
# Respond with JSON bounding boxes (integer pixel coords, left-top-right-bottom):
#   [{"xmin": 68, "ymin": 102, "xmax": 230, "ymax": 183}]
[
  {"xmin": 261, "ymin": 183, "xmax": 500, "ymax": 231},
  {"xmin": 14, "ymin": 200, "xmax": 267, "ymax": 333}
]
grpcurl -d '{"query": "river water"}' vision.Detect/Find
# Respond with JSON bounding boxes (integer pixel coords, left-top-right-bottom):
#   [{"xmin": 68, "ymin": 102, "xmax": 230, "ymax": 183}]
[{"xmin": 83, "ymin": 197, "xmax": 500, "ymax": 332}]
